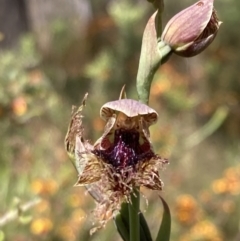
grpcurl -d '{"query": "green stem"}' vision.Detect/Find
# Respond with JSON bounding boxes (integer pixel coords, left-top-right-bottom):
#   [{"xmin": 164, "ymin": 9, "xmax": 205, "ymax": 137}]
[
  {"xmin": 136, "ymin": 42, "xmax": 172, "ymax": 104},
  {"xmin": 128, "ymin": 188, "xmax": 140, "ymax": 241}
]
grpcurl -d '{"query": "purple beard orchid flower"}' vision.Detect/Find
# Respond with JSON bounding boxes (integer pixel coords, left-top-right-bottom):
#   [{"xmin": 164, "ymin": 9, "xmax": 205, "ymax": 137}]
[{"xmin": 65, "ymin": 89, "xmax": 168, "ymax": 232}]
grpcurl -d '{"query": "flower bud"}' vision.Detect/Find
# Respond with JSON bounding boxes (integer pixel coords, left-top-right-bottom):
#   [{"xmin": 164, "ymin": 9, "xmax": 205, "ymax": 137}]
[{"xmin": 161, "ymin": 0, "xmax": 221, "ymax": 57}]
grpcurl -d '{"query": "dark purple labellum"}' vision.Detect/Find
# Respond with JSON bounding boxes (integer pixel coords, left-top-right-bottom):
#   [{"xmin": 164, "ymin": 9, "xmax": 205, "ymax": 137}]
[{"xmin": 93, "ymin": 128, "xmax": 156, "ymax": 169}]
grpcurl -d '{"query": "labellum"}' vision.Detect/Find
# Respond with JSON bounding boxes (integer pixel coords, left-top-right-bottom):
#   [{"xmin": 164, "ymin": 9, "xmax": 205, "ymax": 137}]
[{"xmin": 65, "ymin": 87, "xmax": 168, "ymax": 231}]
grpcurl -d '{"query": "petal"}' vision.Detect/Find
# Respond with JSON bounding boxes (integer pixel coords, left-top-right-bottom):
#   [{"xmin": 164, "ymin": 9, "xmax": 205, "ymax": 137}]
[
  {"xmin": 94, "ymin": 115, "xmax": 116, "ymax": 149},
  {"xmin": 74, "ymin": 136, "xmax": 102, "ymax": 185},
  {"xmin": 65, "ymin": 93, "xmax": 88, "ymax": 158},
  {"xmin": 100, "ymin": 99, "xmax": 158, "ymax": 125},
  {"xmin": 175, "ymin": 34, "xmax": 216, "ymax": 57}
]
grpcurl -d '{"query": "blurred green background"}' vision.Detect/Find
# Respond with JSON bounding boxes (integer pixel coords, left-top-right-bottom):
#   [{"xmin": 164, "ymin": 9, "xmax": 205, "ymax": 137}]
[{"xmin": 0, "ymin": 0, "xmax": 239, "ymax": 240}]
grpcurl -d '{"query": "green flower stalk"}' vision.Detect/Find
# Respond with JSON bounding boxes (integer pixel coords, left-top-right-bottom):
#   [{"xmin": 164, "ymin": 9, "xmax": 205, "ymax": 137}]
[{"xmin": 161, "ymin": 0, "xmax": 221, "ymax": 57}]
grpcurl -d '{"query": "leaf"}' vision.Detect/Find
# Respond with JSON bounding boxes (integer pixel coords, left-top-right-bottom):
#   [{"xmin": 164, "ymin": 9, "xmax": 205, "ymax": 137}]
[
  {"xmin": 115, "ymin": 215, "xmax": 129, "ymax": 241},
  {"xmin": 139, "ymin": 212, "xmax": 153, "ymax": 241},
  {"xmin": 115, "ymin": 203, "xmax": 130, "ymax": 241},
  {"xmin": 155, "ymin": 196, "xmax": 171, "ymax": 241}
]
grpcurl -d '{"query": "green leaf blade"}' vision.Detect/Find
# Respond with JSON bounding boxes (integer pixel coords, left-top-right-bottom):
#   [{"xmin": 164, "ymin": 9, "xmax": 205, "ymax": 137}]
[{"xmin": 155, "ymin": 196, "xmax": 171, "ymax": 241}]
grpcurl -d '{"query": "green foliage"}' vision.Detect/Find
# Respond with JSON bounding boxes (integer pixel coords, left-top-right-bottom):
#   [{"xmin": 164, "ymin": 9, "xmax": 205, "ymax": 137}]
[{"xmin": 156, "ymin": 197, "xmax": 171, "ymax": 241}]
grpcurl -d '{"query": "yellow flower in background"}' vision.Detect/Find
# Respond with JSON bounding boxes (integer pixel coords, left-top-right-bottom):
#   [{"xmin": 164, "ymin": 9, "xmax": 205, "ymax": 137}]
[
  {"xmin": 211, "ymin": 178, "xmax": 228, "ymax": 194},
  {"xmin": 30, "ymin": 218, "xmax": 53, "ymax": 235},
  {"xmin": 11, "ymin": 96, "xmax": 27, "ymax": 116},
  {"xmin": 31, "ymin": 178, "xmax": 58, "ymax": 195},
  {"xmin": 179, "ymin": 220, "xmax": 222, "ymax": 241},
  {"xmin": 212, "ymin": 164, "xmax": 240, "ymax": 195},
  {"xmin": 224, "ymin": 166, "xmax": 240, "ymax": 195},
  {"xmin": 175, "ymin": 194, "xmax": 200, "ymax": 225}
]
